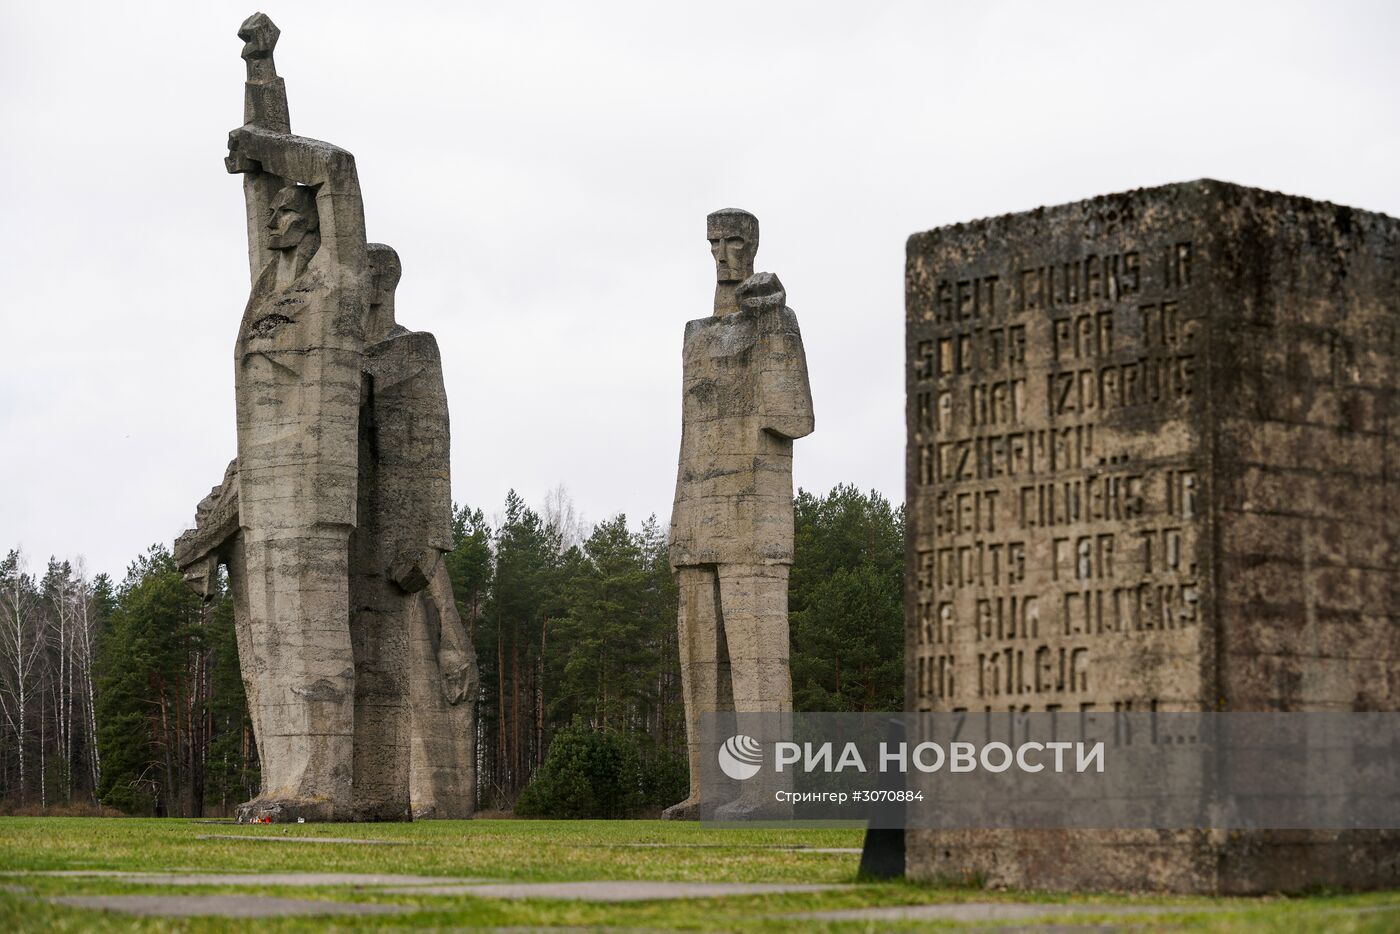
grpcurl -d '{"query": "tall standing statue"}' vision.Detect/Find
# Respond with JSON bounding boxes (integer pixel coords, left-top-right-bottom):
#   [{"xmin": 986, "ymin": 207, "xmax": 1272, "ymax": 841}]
[
  {"xmin": 174, "ymin": 13, "xmax": 477, "ymax": 822},
  {"xmin": 664, "ymin": 209, "xmax": 815, "ymax": 820},
  {"xmin": 354, "ymin": 244, "xmax": 479, "ymax": 819}
]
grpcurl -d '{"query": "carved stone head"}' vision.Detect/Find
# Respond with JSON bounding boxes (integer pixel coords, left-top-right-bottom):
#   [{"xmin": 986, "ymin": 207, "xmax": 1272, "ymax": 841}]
[
  {"xmin": 266, "ymin": 184, "xmax": 319, "ymax": 250},
  {"xmin": 707, "ymin": 208, "xmax": 759, "ymax": 285},
  {"xmin": 367, "ymin": 243, "xmax": 402, "ymax": 341}
]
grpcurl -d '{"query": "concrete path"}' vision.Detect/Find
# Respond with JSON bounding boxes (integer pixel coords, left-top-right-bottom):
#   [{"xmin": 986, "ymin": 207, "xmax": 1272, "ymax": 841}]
[
  {"xmin": 48, "ymin": 894, "xmax": 410, "ymax": 918},
  {"xmin": 788, "ymin": 901, "xmax": 1219, "ymax": 923},
  {"xmin": 15, "ymin": 870, "xmax": 477, "ymax": 887},
  {"xmin": 380, "ymin": 881, "xmax": 845, "ymax": 901},
  {"xmin": 601, "ymin": 843, "xmax": 862, "ymax": 854}
]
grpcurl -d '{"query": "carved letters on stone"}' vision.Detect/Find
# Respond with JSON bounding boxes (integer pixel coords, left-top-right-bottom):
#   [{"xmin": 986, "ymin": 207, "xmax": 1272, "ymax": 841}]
[{"xmin": 904, "ymin": 180, "xmax": 1400, "ymax": 893}]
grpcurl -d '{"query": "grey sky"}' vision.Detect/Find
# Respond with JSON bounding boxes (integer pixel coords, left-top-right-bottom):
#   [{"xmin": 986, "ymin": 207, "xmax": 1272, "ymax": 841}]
[{"xmin": 2, "ymin": 1, "xmax": 1398, "ymax": 579}]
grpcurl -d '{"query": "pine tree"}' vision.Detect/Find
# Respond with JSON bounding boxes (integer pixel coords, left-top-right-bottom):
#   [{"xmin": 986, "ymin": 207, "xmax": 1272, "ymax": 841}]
[
  {"xmin": 790, "ymin": 485, "xmax": 905, "ymax": 712},
  {"xmin": 204, "ymin": 590, "xmax": 258, "ymax": 812},
  {"xmin": 637, "ymin": 515, "xmax": 682, "ymax": 754},
  {"xmin": 446, "ymin": 504, "xmax": 492, "ymax": 642},
  {"xmin": 95, "ymin": 546, "xmax": 207, "ymax": 815},
  {"xmin": 477, "ymin": 491, "xmax": 567, "ymax": 804},
  {"xmin": 550, "ymin": 515, "xmax": 651, "ymax": 731}
]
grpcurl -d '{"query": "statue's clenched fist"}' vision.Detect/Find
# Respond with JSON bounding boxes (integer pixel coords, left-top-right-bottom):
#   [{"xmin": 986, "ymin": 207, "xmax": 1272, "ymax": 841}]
[
  {"xmin": 238, "ymin": 12, "xmax": 279, "ymax": 60},
  {"xmin": 225, "ymin": 126, "xmax": 259, "ymax": 174}
]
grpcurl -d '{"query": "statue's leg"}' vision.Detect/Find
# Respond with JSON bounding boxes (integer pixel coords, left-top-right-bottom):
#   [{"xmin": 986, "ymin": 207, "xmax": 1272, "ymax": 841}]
[
  {"xmin": 717, "ymin": 564, "xmax": 792, "ymax": 713},
  {"xmin": 407, "ymin": 587, "xmax": 442, "ymax": 819},
  {"xmin": 222, "ymin": 532, "xmax": 266, "ymax": 800},
  {"xmin": 714, "ymin": 563, "xmax": 793, "ymax": 819},
  {"xmin": 409, "ymin": 560, "xmax": 477, "ymax": 819},
  {"xmin": 348, "ymin": 572, "xmax": 412, "ymax": 821},
  {"xmin": 664, "ymin": 565, "xmax": 726, "ymax": 820},
  {"xmin": 357, "ymin": 333, "xmax": 461, "ymax": 820},
  {"xmin": 236, "ymin": 525, "xmax": 356, "ymax": 822},
  {"xmin": 347, "ymin": 425, "xmax": 412, "ymax": 823}
]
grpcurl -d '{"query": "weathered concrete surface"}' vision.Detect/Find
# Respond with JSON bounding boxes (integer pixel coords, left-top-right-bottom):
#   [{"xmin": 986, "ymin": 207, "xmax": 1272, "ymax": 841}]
[
  {"xmin": 904, "ymin": 180, "xmax": 1400, "ymax": 893},
  {"xmin": 48, "ymin": 895, "xmax": 409, "ymax": 918},
  {"xmin": 664, "ymin": 210, "xmax": 815, "ymax": 820},
  {"xmin": 173, "ymin": 14, "xmax": 476, "ymax": 823},
  {"xmin": 376, "ymin": 881, "xmax": 843, "ymax": 900}
]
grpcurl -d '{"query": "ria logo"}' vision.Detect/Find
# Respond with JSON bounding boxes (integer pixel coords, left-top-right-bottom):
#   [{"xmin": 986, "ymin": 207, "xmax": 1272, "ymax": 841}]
[{"xmin": 718, "ymin": 734, "xmax": 763, "ymax": 780}]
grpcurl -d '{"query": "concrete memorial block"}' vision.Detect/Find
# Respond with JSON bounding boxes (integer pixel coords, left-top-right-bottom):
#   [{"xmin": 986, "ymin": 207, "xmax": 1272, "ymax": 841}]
[
  {"xmin": 663, "ymin": 210, "xmax": 815, "ymax": 820},
  {"xmin": 173, "ymin": 13, "xmax": 476, "ymax": 822},
  {"xmin": 904, "ymin": 180, "xmax": 1400, "ymax": 893}
]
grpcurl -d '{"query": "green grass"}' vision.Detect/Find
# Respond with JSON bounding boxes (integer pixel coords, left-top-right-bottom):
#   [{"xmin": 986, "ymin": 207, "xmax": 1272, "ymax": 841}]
[{"xmin": 0, "ymin": 817, "xmax": 1397, "ymax": 931}]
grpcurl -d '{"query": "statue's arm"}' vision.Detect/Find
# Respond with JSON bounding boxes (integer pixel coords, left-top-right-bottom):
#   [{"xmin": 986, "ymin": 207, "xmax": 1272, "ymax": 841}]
[
  {"xmin": 237, "ymin": 13, "xmax": 289, "ymax": 131},
  {"xmin": 174, "ymin": 459, "xmax": 241, "ymax": 599},
  {"xmin": 229, "ymin": 126, "xmax": 368, "ymax": 270},
  {"xmin": 237, "ymin": 172, "xmax": 283, "ymax": 283},
  {"xmin": 224, "ymin": 13, "xmax": 367, "ymax": 274},
  {"xmin": 429, "ymin": 561, "xmax": 479, "ymax": 706},
  {"xmin": 761, "ymin": 319, "xmax": 815, "ymax": 440},
  {"xmin": 741, "ymin": 273, "xmax": 815, "ymax": 440},
  {"xmin": 228, "ymin": 13, "xmax": 291, "ymax": 282}
]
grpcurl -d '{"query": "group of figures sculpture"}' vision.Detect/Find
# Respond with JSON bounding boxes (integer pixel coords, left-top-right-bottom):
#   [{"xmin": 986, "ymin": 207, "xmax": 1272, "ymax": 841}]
[
  {"xmin": 175, "ymin": 14, "xmax": 812, "ymax": 823},
  {"xmin": 175, "ymin": 13, "xmax": 477, "ymax": 822},
  {"xmin": 174, "ymin": 14, "xmax": 1400, "ymax": 897}
]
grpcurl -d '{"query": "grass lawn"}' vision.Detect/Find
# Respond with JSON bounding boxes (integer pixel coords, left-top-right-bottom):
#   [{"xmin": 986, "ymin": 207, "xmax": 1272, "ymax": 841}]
[{"xmin": 0, "ymin": 817, "xmax": 1397, "ymax": 930}]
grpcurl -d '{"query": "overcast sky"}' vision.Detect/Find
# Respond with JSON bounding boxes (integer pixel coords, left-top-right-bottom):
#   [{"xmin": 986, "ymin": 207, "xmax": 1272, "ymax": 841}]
[{"xmin": 3, "ymin": 1, "xmax": 1398, "ymax": 579}]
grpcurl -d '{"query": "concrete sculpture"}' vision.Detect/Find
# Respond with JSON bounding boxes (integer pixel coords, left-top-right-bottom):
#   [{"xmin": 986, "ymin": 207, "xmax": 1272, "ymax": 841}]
[
  {"xmin": 663, "ymin": 209, "xmax": 815, "ymax": 820},
  {"xmin": 174, "ymin": 13, "xmax": 476, "ymax": 822}
]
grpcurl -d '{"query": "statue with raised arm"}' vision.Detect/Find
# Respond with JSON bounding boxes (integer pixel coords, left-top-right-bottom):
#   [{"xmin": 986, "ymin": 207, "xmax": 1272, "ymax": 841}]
[
  {"xmin": 225, "ymin": 10, "xmax": 370, "ymax": 823},
  {"xmin": 663, "ymin": 209, "xmax": 815, "ymax": 820},
  {"xmin": 174, "ymin": 13, "xmax": 477, "ymax": 822}
]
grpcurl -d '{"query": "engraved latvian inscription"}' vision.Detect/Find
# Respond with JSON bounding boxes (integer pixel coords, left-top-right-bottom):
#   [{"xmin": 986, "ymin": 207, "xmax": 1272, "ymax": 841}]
[
  {"xmin": 904, "ymin": 181, "xmax": 1400, "ymax": 894},
  {"xmin": 910, "ymin": 236, "xmax": 1204, "ymax": 714}
]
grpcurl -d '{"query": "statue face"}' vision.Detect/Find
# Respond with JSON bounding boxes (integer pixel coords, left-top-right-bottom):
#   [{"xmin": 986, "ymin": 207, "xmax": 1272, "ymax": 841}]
[
  {"xmin": 266, "ymin": 185, "xmax": 317, "ymax": 250},
  {"xmin": 367, "ymin": 244, "xmax": 402, "ymax": 310},
  {"xmin": 707, "ymin": 211, "xmax": 758, "ymax": 284},
  {"xmin": 709, "ymin": 233, "xmax": 752, "ymax": 283}
]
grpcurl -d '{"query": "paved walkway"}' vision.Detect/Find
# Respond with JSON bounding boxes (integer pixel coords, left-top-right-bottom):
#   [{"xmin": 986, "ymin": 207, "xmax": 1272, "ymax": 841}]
[
  {"xmin": 14, "ymin": 870, "xmax": 478, "ymax": 887},
  {"xmin": 36, "ymin": 873, "xmax": 1397, "ymax": 924},
  {"xmin": 379, "ymin": 881, "xmax": 846, "ymax": 901},
  {"xmin": 14, "ymin": 872, "xmax": 846, "ymax": 916},
  {"xmin": 48, "ymin": 894, "xmax": 410, "ymax": 918},
  {"xmin": 788, "ymin": 901, "xmax": 1222, "ymax": 923},
  {"xmin": 599, "ymin": 843, "xmax": 862, "ymax": 854}
]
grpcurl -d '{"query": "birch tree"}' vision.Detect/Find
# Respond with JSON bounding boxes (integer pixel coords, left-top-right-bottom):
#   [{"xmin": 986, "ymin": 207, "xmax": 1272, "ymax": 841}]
[{"xmin": 0, "ymin": 550, "xmax": 44, "ymax": 802}]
